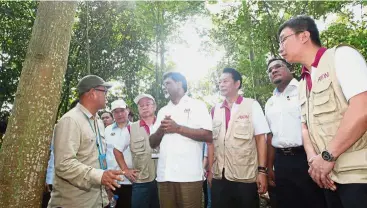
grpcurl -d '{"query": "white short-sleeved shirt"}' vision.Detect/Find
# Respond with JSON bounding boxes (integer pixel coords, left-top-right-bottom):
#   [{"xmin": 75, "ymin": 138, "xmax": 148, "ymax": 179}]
[
  {"xmin": 151, "ymin": 95, "xmax": 212, "ymax": 182},
  {"xmin": 311, "ymin": 46, "xmax": 367, "ymax": 101},
  {"xmin": 105, "ymin": 123, "xmax": 133, "ymax": 185},
  {"xmin": 265, "ymin": 79, "xmax": 303, "ymax": 148}
]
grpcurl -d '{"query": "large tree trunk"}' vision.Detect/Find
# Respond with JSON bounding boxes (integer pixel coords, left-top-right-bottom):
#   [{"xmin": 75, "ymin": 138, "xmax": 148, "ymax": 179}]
[{"xmin": 0, "ymin": 2, "xmax": 77, "ymax": 207}]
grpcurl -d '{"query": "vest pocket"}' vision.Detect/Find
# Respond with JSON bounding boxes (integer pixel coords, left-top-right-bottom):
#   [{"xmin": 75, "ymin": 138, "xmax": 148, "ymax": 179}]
[
  {"xmin": 232, "ymin": 148, "xmax": 256, "ymax": 180},
  {"xmin": 131, "ymin": 137, "xmax": 146, "ymax": 154},
  {"xmin": 312, "ymin": 80, "xmax": 337, "ymax": 123},
  {"xmin": 133, "ymin": 154, "xmax": 150, "ymax": 180},
  {"xmin": 233, "ymin": 122, "xmax": 251, "ymax": 140},
  {"xmin": 333, "ymin": 149, "xmax": 367, "ymax": 173}
]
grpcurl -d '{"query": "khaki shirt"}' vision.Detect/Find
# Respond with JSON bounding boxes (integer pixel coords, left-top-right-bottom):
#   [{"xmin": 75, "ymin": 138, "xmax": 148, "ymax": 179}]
[{"xmin": 48, "ymin": 103, "xmax": 108, "ymax": 208}]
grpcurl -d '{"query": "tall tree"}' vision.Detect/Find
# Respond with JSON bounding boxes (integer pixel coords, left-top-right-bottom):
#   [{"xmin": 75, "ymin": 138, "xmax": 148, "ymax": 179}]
[{"xmin": 0, "ymin": 2, "xmax": 77, "ymax": 207}]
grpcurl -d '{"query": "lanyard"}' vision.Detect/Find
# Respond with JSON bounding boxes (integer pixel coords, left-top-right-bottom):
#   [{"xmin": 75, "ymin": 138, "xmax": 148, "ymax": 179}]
[{"xmin": 83, "ymin": 114, "xmax": 104, "ymax": 156}]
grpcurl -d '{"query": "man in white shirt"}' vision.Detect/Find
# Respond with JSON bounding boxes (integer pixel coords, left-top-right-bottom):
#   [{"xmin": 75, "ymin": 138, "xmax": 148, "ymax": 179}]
[
  {"xmin": 210, "ymin": 68, "xmax": 269, "ymax": 208},
  {"xmin": 105, "ymin": 99, "xmax": 133, "ymax": 208},
  {"xmin": 149, "ymin": 72, "xmax": 213, "ymax": 208},
  {"xmin": 278, "ymin": 15, "xmax": 367, "ymax": 208},
  {"xmin": 265, "ymin": 58, "xmax": 325, "ymax": 208}
]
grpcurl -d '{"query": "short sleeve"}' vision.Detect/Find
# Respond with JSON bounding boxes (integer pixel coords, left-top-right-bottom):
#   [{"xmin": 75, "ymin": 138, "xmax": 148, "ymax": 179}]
[
  {"xmin": 114, "ymin": 128, "xmax": 130, "ymax": 152},
  {"xmin": 335, "ymin": 46, "xmax": 367, "ymax": 101},
  {"xmin": 193, "ymin": 101, "xmax": 212, "ymax": 131},
  {"xmin": 151, "ymin": 108, "xmax": 164, "ymax": 135},
  {"xmin": 251, "ymin": 100, "xmax": 270, "ymax": 135}
]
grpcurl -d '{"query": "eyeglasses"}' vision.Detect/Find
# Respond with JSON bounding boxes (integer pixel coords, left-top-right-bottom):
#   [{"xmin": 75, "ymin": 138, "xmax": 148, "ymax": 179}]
[
  {"xmin": 279, "ymin": 31, "xmax": 304, "ymax": 45},
  {"xmin": 138, "ymin": 103, "xmax": 154, "ymax": 108},
  {"xmin": 94, "ymin": 88, "xmax": 108, "ymax": 95},
  {"xmin": 267, "ymin": 64, "xmax": 285, "ymax": 73}
]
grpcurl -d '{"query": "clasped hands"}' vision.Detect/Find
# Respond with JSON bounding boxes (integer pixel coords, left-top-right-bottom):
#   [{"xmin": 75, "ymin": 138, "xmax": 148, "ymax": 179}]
[
  {"xmin": 159, "ymin": 115, "xmax": 181, "ymax": 134},
  {"xmin": 308, "ymin": 154, "xmax": 337, "ymax": 191}
]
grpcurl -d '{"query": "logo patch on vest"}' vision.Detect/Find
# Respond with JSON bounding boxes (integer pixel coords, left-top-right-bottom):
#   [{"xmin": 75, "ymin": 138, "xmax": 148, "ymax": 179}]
[
  {"xmin": 318, "ymin": 72, "xmax": 329, "ymax": 82},
  {"xmin": 237, "ymin": 114, "xmax": 249, "ymax": 120}
]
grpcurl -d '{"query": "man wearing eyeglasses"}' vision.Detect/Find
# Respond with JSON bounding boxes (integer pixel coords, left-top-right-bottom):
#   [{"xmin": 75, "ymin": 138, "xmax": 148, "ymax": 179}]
[
  {"xmin": 49, "ymin": 75, "xmax": 124, "ymax": 208},
  {"xmin": 278, "ymin": 15, "xmax": 367, "ymax": 208},
  {"xmin": 265, "ymin": 58, "xmax": 326, "ymax": 208},
  {"xmin": 114, "ymin": 94, "xmax": 160, "ymax": 208}
]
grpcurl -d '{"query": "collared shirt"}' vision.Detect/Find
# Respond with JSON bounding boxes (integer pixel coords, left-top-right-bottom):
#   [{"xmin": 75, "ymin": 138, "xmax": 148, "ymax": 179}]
[
  {"xmin": 265, "ymin": 79, "xmax": 303, "ymax": 148},
  {"xmin": 151, "ymin": 95, "xmax": 212, "ymax": 182},
  {"xmin": 46, "ymin": 127, "xmax": 56, "ymax": 185},
  {"xmin": 211, "ymin": 95, "xmax": 270, "ymax": 136},
  {"xmin": 106, "ymin": 122, "xmax": 132, "ymax": 185},
  {"xmin": 49, "ymin": 103, "xmax": 108, "ymax": 208},
  {"xmin": 46, "ymin": 142, "xmax": 54, "ymax": 185}
]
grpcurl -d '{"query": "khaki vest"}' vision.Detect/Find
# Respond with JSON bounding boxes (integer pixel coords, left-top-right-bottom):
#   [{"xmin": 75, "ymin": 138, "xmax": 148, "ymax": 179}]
[
  {"xmin": 299, "ymin": 46, "xmax": 367, "ymax": 184},
  {"xmin": 129, "ymin": 121, "xmax": 157, "ymax": 183},
  {"xmin": 212, "ymin": 98, "xmax": 258, "ymax": 183}
]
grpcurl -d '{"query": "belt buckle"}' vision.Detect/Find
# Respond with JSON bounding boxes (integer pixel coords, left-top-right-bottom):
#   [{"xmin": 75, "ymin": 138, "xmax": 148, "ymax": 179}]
[{"xmin": 282, "ymin": 147, "xmax": 294, "ymax": 156}]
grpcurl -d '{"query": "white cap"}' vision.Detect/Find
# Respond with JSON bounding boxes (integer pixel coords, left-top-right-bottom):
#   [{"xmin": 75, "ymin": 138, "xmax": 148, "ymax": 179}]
[
  {"xmin": 134, "ymin": 93, "xmax": 155, "ymax": 105},
  {"xmin": 111, "ymin": 99, "xmax": 127, "ymax": 111}
]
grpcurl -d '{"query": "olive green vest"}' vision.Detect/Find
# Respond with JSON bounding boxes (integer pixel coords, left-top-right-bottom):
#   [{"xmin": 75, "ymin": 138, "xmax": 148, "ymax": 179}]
[{"xmin": 129, "ymin": 121, "xmax": 157, "ymax": 183}]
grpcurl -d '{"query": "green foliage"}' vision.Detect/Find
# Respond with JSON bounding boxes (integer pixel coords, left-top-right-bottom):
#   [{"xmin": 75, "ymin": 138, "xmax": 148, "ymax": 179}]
[
  {"xmin": 0, "ymin": 1, "xmax": 37, "ymax": 117},
  {"xmin": 209, "ymin": 0, "xmax": 362, "ymax": 107}
]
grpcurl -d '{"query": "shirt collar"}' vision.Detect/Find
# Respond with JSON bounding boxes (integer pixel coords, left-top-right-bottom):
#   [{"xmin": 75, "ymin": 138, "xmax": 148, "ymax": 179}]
[
  {"xmin": 77, "ymin": 103, "xmax": 95, "ymax": 119},
  {"xmin": 139, "ymin": 117, "xmax": 156, "ymax": 127},
  {"xmin": 301, "ymin": 47, "xmax": 327, "ymax": 79},
  {"xmin": 273, "ymin": 78, "xmax": 299, "ymax": 95},
  {"xmin": 221, "ymin": 95, "xmax": 243, "ymax": 108},
  {"xmin": 112, "ymin": 121, "xmax": 129, "ymax": 129},
  {"xmin": 168, "ymin": 94, "xmax": 190, "ymax": 106}
]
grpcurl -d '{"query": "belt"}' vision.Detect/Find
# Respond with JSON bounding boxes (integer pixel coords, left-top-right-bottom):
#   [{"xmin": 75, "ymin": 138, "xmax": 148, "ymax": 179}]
[{"xmin": 275, "ymin": 146, "xmax": 305, "ymax": 156}]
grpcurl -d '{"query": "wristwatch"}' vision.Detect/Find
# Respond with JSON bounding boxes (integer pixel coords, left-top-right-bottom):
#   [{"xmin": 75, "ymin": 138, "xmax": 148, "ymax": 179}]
[{"xmin": 321, "ymin": 150, "xmax": 337, "ymax": 162}]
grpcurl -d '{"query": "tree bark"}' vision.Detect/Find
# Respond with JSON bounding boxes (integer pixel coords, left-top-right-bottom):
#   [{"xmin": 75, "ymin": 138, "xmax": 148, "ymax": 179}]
[{"xmin": 0, "ymin": 2, "xmax": 77, "ymax": 207}]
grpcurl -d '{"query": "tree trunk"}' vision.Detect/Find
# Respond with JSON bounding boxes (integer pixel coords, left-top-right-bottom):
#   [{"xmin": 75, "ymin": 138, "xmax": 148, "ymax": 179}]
[{"xmin": 0, "ymin": 2, "xmax": 77, "ymax": 207}]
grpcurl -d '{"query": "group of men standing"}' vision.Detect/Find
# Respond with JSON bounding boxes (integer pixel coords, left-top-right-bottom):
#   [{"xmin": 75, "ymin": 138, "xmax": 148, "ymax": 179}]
[{"xmin": 45, "ymin": 15, "xmax": 367, "ymax": 208}]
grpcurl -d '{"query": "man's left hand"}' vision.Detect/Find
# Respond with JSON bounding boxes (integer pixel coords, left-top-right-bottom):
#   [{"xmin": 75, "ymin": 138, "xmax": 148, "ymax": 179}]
[
  {"xmin": 161, "ymin": 116, "xmax": 181, "ymax": 134},
  {"xmin": 308, "ymin": 154, "xmax": 336, "ymax": 191},
  {"xmin": 256, "ymin": 173, "xmax": 268, "ymax": 194}
]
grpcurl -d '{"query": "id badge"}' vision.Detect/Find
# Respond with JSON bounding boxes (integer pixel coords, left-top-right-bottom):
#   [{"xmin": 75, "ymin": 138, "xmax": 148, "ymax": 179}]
[
  {"xmin": 98, "ymin": 153, "xmax": 107, "ymax": 170},
  {"xmin": 151, "ymin": 148, "xmax": 160, "ymax": 159}
]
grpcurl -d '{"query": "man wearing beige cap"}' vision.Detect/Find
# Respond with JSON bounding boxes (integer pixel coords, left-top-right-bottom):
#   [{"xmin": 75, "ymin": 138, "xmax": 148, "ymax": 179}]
[
  {"xmin": 114, "ymin": 94, "xmax": 160, "ymax": 208},
  {"xmin": 105, "ymin": 99, "xmax": 133, "ymax": 208},
  {"xmin": 49, "ymin": 75, "xmax": 124, "ymax": 208}
]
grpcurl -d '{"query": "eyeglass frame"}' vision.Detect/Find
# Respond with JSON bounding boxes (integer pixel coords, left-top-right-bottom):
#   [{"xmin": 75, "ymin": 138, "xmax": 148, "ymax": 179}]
[
  {"xmin": 279, "ymin": 30, "xmax": 305, "ymax": 45},
  {"xmin": 93, "ymin": 88, "xmax": 108, "ymax": 95}
]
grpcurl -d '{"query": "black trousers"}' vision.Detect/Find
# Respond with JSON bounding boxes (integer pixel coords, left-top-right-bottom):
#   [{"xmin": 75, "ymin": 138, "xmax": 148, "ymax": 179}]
[
  {"xmin": 211, "ymin": 171, "xmax": 259, "ymax": 208},
  {"xmin": 324, "ymin": 183, "xmax": 367, "ymax": 208},
  {"xmin": 113, "ymin": 184, "xmax": 132, "ymax": 208},
  {"xmin": 203, "ymin": 179, "xmax": 208, "ymax": 208},
  {"xmin": 274, "ymin": 149, "xmax": 326, "ymax": 208}
]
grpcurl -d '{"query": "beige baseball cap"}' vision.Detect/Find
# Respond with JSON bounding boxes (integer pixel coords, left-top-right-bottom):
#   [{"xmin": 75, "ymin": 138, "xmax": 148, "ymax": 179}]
[
  {"xmin": 111, "ymin": 99, "xmax": 127, "ymax": 111},
  {"xmin": 134, "ymin": 93, "xmax": 155, "ymax": 105}
]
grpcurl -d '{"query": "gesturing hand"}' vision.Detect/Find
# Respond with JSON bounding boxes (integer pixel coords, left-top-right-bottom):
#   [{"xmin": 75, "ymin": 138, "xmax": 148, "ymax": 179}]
[
  {"xmin": 161, "ymin": 115, "xmax": 181, "ymax": 134},
  {"xmin": 101, "ymin": 170, "xmax": 124, "ymax": 191}
]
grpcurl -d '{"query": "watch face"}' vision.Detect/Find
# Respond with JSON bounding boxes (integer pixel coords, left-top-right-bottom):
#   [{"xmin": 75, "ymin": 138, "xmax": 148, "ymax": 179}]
[{"xmin": 322, "ymin": 151, "xmax": 331, "ymax": 161}]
